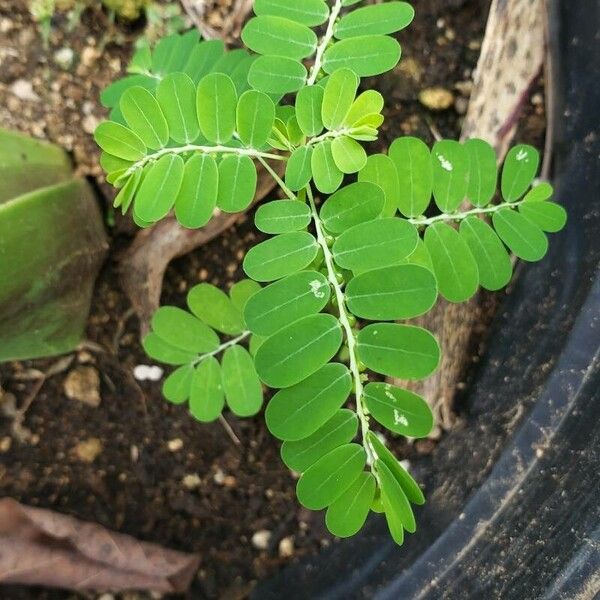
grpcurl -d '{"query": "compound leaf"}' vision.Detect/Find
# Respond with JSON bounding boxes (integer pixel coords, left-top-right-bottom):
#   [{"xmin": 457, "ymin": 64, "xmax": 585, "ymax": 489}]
[
  {"xmin": 255, "ymin": 200, "xmax": 311, "ymax": 234},
  {"xmin": 175, "ymin": 154, "xmax": 218, "ymax": 228},
  {"xmin": 156, "ymin": 73, "xmax": 200, "ymax": 144},
  {"xmin": 323, "ymin": 35, "xmax": 401, "ymax": 77},
  {"xmin": 326, "ymin": 472, "xmax": 376, "ymax": 538},
  {"xmin": 120, "ymin": 86, "xmax": 168, "ymax": 150},
  {"xmin": 492, "ymin": 208, "xmax": 548, "ymax": 261},
  {"xmin": 187, "ymin": 283, "xmax": 246, "ymax": 335},
  {"xmin": 217, "ymin": 155, "xmax": 257, "ymax": 213},
  {"xmin": 221, "ymin": 345, "xmax": 263, "ymax": 417},
  {"xmin": 196, "ymin": 73, "xmax": 237, "ymax": 144},
  {"xmin": 190, "ymin": 357, "xmax": 224, "ymax": 422}
]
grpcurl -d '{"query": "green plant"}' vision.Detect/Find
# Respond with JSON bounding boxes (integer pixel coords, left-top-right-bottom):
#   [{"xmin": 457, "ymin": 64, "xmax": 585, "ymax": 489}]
[{"xmin": 95, "ymin": 2, "xmax": 567, "ymax": 545}]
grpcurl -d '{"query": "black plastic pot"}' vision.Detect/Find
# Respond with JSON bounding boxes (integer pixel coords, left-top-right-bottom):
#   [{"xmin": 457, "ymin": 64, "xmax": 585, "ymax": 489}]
[{"xmin": 254, "ymin": 1, "xmax": 600, "ymax": 598}]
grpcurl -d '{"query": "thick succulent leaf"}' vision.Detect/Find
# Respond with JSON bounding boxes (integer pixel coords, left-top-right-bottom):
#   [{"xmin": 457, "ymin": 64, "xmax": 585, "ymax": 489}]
[
  {"xmin": 464, "ymin": 138, "xmax": 497, "ymax": 207},
  {"xmin": 244, "ymin": 270, "xmax": 330, "ymax": 336},
  {"xmin": 332, "ymin": 218, "xmax": 419, "ymax": 272},
  {"xmin": 255, "ymin": 200, "xmax": 311, "ymax": 234},
  {"xmin": 519, "ymin": 201, "xmax": 567, "ymax": 233},
  {"xmin": 389, "ymin": 137, "xmax": 432, "ymax": 217},
  {"xmin": 217, "ymin": 155, "xmax": 257, "ymax": 213},
  {"xmin": 312, "ymin": 141, "xmax": 344, "ymax": 194},
  {"xmin": 175, "ymin": 154, "xmax": 219, "ymax": 229},
  {"xmin": 190, "ymin": 357, "xmax": 224, "ymax": 422},
  {"xmin": 94, "ymin": 121, "xmax": 146, "ymax": 161},
  {"xmin": 120, "ymin": 86, "xmax": 168, "ymax": 150},
  {"xmin": 281, "ymin": 409, "xmax": 358, "ymax": 472},
  {"xmin": 424, "ymin": 222, "xmax": 479, "ymax": 303},
  {"xmin": 196, "ymin": 73, "xmax": 237, "ymax": 144},
  {"xmin": 501, "ymin": 144, "xmax": 540, "ymax": 202},
  {"xmin": 236, "ymin": 90, "xmax": 276, "ymax": 148},
  {"xmin": 334, "ymin": 2, "xmax": 414, "ymax": 38},
  {"xmin": 322, "ymin": 69, "xmax": 359, "ymax": 130},
  {"xmin": 248, "ymin": 56, "xmax": 307, "ymax": 94},
  {"xmin": 142, "ymin": 333, "xmax": 197, "ymax": 365},
  {"xmin": 184, "ymin": 39, "xmax": 226, "ymax": 83},
  {"xmin": 296, "ymin": 443, "xmax": 366, "ymax": 510},
  {"xmin": 357, "ymin": 323, "xmax": 440, "ymax": 380},
  {"xmin": 322, "ymin": 35, "xmax": 401, "ymax": 77},
  {"xmin": 242, "ymin": 16, "xmax": 317, "ymax": 60},
  {"xmin": 187, "ymin": 283, "xmax": 246, "ymax": 335},
  {"xmin": 492, "ymin": 208, "xmax": 548, "ymax": 261},
  {"xmin": 254, "ymin": 0, "xmax": 329, "ymax": 26},
  {"xmin": 320, "ymin": 182, "xmax": 384, "ymax": 234},
  {"xmin": 345, "ymin": 264, "xmax": 437, "ymax": 320},
  {"xmin": 229, "ymin": 279, "xmax": 262, "ymax": 314},
  {"xmin": 286, "ymin": 146, "xmax": 314, "ymax": 191},
  {"xmin": 266, "ymin": 363, "xmax": 352, "ymax": 441},
  {"xmin": 363, "ymin": 383, "xmax": 434, "ymax": 437},
  {"xmin": 377, "ymin": 459, "xmax": 416, "ymax": 533},
  {"xmin": 358, "ymin": 154, "xmax": 399, "ymax": 217},
  {"xmin": 296, "ymin": 85, "xmax": 324, "ymax": 136},
  {"xmin": 151, "ymin": 306, "xmax": 219, "ymax": 353},
  {"xmin": 331, "ymin": 136, "xmax": 367, "ymax": 174},
  {"xmin": 459, "ymin": 216, "xmax": 512, "ymax": 291},
  {"xmin": 254, "ymin": 313, "xmax": 343, "ymax": 388},
  {"xmin": 243, "ymin": 232, "xmax": 319, "ymax": 282},
  {"xmin": 162, "ymin": 364, "xmax": 194, "ymax": 405},
  {"xmin": 221, "ymin": 346, "xmax": 263, "ymax": 417},
  {"xmin": 431, "ymin": 140, "xmax": 469, "ymax": 213},
  {"xmin": 326, "ymin": 472, "xmax": 376, "ymax": 537},
  {"xmin": 156, "ymin": 73, "xmax": 200, "ymax": 144},
  {"xmin": 134, "ymin": 154, "xmax": 184, "ymax": 222}
]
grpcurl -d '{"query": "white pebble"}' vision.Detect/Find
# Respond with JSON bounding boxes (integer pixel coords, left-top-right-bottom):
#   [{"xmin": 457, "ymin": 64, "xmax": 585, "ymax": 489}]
[{"xmin": 133, "ymin": 364, "xmax": 163, "ymax": 381}]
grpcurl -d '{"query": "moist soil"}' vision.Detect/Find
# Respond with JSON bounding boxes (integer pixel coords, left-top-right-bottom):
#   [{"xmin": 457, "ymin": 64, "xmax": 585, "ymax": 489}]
[{"xmin": 0, "ymin": 1, "xmax": 545, "ymax": 598}]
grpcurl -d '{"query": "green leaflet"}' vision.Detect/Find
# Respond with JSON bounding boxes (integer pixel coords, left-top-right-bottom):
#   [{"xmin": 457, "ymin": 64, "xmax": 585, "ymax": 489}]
[
  {"xmin": 142, "ymin": 333, "xmax": 197, "ymax": 366},
  {"xmin": 345, "ymin": 90, "xmax": 384, "ymax": 127},
  {"xmin": 254, "ymin": 0, "xmax": 329, "ymax": 26},
  {"xmin": 464, "ymin": 138, "xmax": 497, "ymax": 207},
  {"xmin": 242, "ymin": 16, "xmax": 317, "ymax": 60},
  {"xmin": 217, "ymin": 155, "xmax": 257, "ymax": 213},
  {"xmin": 254, "ymin": 313, "xmax": 343, "ymax": 388},
  {"xmin": 190, "ymin": 357, "xmax": 224, "ymax": 422},
  {"xmin": 334, "ymin": 2, "xmax": 414, "ymax": 39},
  {"xmin": 459, "ymin": 216, "xmax": 512, "ymax": 291},
  {"xmin": 94, "ymin": 121, "xmax": 146, "ymax": 161},
  {"xmin": 221, "ymin": 346, "xmax": 263, "ymax": 417},
  {"xmin": 175, "ymin": 154, "xmax": 218, "ymax": 229},
  {"xmin": 243, "ymin": 232, "xmax": 319, "ymax": 282},
  {"xmin": 312, "ymin": 141, "xmax": 344, "ymax": 194},
  {"xmin": 296, "ymin": 85, "xmax": 324, "ymax": 136},
  {"xmin": 331, "ymin": 136, "xmax": 368, "ymax": 174},
  {"xmin": 377, "ymin": 459, "xmax": 416, "ymax": 534},
  {"xmin": 120, "ymin": 86, "xmax": 168, "ymax": 150},
  {"xmin": 325, "ymin": 472, "xmax": 376, "ymax": 538},
  {"xmin": 357, "ymin": 323, "xmax": 440, "ymax": 380},
  {"xmin": 431, "ymin": 140, "xmax": 469, "ymax": 213},
  {"xmin": 403, "ymin": 238, "xmax": 434, "ymax": 271},
  {"xmin": 358, "ymin": 154, "xmax": 399, "ymax": 217},
  {"xmin": 320, "ymin": 182, "xmax": 384, "ymax": 234},
  {"xmin": 424, "ymin": 222, "xmax": 479, "ymax": 303},
  {"xmin": 229, "ymin": 279, "xmax": 262, "ymax": 314},
  {"xmin": 184, "ymin": 39, "xmax": 225, "ymax": 83},
  {"xmin": 323, "ymin": 35, "xmax": 401, "ymax": 77},
  {"xmin": 363, "ymin": 383, "xmax": 433, "ymax": 437},
  {"xmin": 134, "ymin": 154, "xmax": 184, "ymax": 223},
  {"xmin": 322, "ymin": 69, "xmax": 359, "ymax": 130},
  {"xmin": 389, "ymin": 137, "xmax": 432, "ymax": 217},
  {"xmin": 236, "ymin": 90, "xmax": 276, "ymax": 148},
  {"xmin": 162, "ymin": 364, "xmax": 194, "ymax": 405},
  {"xmin": 113, "ymin": 168, "xmax": 142, "ymax": 215},
  {"xmin": 255, "ymin": 200, "xmax": 311, "ymax": 234},
  {"xmin": 524, "ymin": 182, "xmax": 553, "ymax": 203},
  {"xmin": 345, "ymin": 264, "xmax": 438, "ymax": 320},
  {"xmin": 101, "ymin": 152, "xmax": 133, "ymax": 175},
  {"xmin": 501, "ymin": 144, "xmax": 540, "ymax": 202},
  {"xmin": 101, "ymin": 74, "xmax": 157, "ymax": 110},
  {"xmin": 519, "ymin": 202, "xmax": 567, "ymax": 233},
  {"xmin": 493, "ymin": 208, "xmax": 548, "ymax": 261},
  {"xmin": 244, "ymin": 270, "xmax": 330, "ymax": 336},
  {"xmin": 296, "ymin": 443, "xmax": 366, "ymax": 510},
  {"xmin": 248, "ymin": 56, "xmax": 307, "ymax": 94},
  {"xmin": 332, "ymin": 218, "xmax": 419, "ymax": 273},
  {"xmin": 286, "ymin": 146, "xmax": 314, "ymax": 191},
  {"xmin": 151, "ymin": 306, "xmax": 219, "ymax": 354},
  {"xmin": 196, "ymin": 73, "xmax": 237, "ymax": 144},
  {"xmin": 187, "ymin": 283, "xmax": 246, "ymax": 335},
  {"xmin": 281, "ymin": 409, "xmax": 358, "ymax": 472},
  {"xmin": 266, "ymin": 363, "xmax": 352, "ymax": 441},
  {"xmin": 156, "ymin": 73, "xmax": 200, "ymax": 144}
]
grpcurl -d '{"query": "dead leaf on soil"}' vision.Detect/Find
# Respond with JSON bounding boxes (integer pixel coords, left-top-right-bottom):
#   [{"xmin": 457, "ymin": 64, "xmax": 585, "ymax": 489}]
[{"xmin": 0, "ymin": 498, "xmax": 200, "ymax": 593}]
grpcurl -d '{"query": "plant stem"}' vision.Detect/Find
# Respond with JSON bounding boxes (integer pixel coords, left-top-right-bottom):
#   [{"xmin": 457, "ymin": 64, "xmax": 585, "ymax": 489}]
[
  {"xmin": 409, "ymin": 199, "xmax": 526, "ymax": 227},
  {"xmin": 192, "ymin": 331, "xmax": 251, "ymax": 366},
  {"xmin": 256, "ymin": 156, "xmax": 296, "ymax": 201},
  {"xmin": 307, "ymin": 0, "xmax": 344, "ymax": 85}
]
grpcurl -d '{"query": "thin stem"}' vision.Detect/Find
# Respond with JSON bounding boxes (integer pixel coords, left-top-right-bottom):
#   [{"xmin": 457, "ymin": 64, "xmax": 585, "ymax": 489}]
[
  {"xmin": 307, "ymin": 0, "xmax": 344, "ymax": 86},
  {"xmin": 192, "ymin": 331, "xmax": 251, "ymax": 366},
  {"xmin": 306, "ymin": 128, "xmax": 352, "ymax": 147},
  {"xmin": 408, "ymin": 199, "xmax": 526, "ymax": 227},
  {"xmin": 256, "ymin": 155, "xmax": 296, "ymax": 201}
]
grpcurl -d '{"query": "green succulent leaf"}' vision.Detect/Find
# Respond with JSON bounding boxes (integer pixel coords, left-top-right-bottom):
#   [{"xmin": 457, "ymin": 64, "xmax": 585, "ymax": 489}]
[
  {"xmin": 175, "ymin": 154, "xmax": 219, "ymax": 229},
  {"xmin": 492, "ymin": 208, "xmax": 548, "ymax": 261},
  {"xmin": 334, "ymin": 2, "xmax": 414, "ymax": 39},
  {"xmin": 187, "ymin": 283, "xmax": 246, "ymax": 335},
  {"xmin": 221, "ymin": 346, "xmax": 263, "ymax": 417},
  {"xmin": 255, "ymin": 200, "xmax": 311, "ymax": 234},
  {"xmin": 190, "ymin": 357, "xmax": 224, "ymax": 422},
  {"xmin": 501, "ymin": 144, "xmax": 540, "ymax": 202},
  {"xmin": 156, "ymin": 73, "xmax": 200, "ymax": 144}
]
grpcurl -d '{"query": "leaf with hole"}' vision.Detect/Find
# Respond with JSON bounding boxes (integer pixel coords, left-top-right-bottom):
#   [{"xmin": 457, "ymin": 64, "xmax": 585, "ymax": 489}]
[
  {"xmin": 187, "ymin": 283, "xmax": 246, "ymax": 335},
  {"xmin": 326, "ymin": 472, "xmax": 376, "ymax": 537},
  {"xmin": 255, "ymin": 200, "xmax": 311, "ymax": 234},
  {"xmin": 175, "ymin": 154, "xmax": 218, "ymax": 228}
]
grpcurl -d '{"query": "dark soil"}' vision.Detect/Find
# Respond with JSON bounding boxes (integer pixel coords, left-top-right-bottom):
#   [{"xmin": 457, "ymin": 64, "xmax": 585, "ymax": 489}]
[{"xmin": 0, "ymin": 1, "xmax": 546, "ymax": 599}]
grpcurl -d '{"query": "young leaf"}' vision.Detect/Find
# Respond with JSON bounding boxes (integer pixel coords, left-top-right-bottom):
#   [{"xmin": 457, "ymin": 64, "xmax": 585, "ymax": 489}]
[
  {"xmin": 344, "ymin": 90, "xmax": 384, "ymax": 127},
  {"xmin": 254, "ymin": 313, "xmax": 343, "ymax": 388},
  {"xmin": 501, "ymin": 144, "xmax": 540, "ymax": 202},
  {"xmin": 266, "ymin": 363, "xmax": 352, "ymax": 441},
  {"xmin": 295, "ymin": 85, "xmax": 325, "ymax": 137},
  {"xmin": 100, "ymin": 152, "xmax": 133, "ymax": 175},
  {"xmin": 311, "ymin": 141, "xmax": 344, "ymax": 194},
  {"xmin": 334, "ymin": 2, "xmax": 414, "ymax": 39},
  {"xmin": 151, "ymin": 306, "xmax": 219, "ymax": 353},
  {"xmin": 196, "ymin": 73, "xmax": 237, "ymax": 144},
  {"xmin": 187, "ymin": 283, "xmax": 246, "ymax": 335},
  {"xmin": 156, "ymin": 73, "xmax": 200, "ymax": 144},
  {"xmin": 134, "ymin": 154, "xmax": 185, "ymax": 222},
  {"xmin": 424, "ymin": 222, "xmax": 479, "ymax": 303},
  {"xmin": 190, "ymin": 357, "xmax": 224, "ymax": 422},
  {"xmin": 244, "ymin": 270, "xmax": 330, "ymax": 336},
  {"xmin": 120, "ymin": 86, "xmax": 169, "ymax": 150},
  {"xmin": 217, "ymin": 155, "xmax": 257, "ymax": 213},
  {"xmin": 326, "ymin": 472, "xmax": 376, "ymax": 537},
  {"xmin": 113, "ymin": 168, "xmax": 142, "ymax": 214},
  {"xmin": 162, "ymin": 365, "xmax": 194, "ymax": 405},
  {"xmin": 94, "ymin": 121, "xmax": 147, "ymax": 161},
  {"xmin": 236, "ymin": 90, "xmax": 276, "ymax": 148},
  {"xmin": 142, "ymin": 333, "xmax": 197, "ymax": 366},
  {"xmin": 358, "ymin": 154, "xmax": 399, "ymax": 217},
  {"xmin": 519, "ymin": 202, "xmax": 567, "ymax": 233},
  {"xmin": 363, "ymin": 383, "xmax": 434, "ymax": 438},
  {"xmin": 175, "ymin": 154, "xmax": 219, "ymax": 229},
  {"xmin": 523, "ymin": 181, "xmax": 553, "ymax": 203},
  {"xmin": 322, "ymin": 69, "xmax": 359, "ymax": 130},
  {"xmin": 431, "ymin": 140, "xmax": 469, "ymax": 213},
  {"xmin": 377, "ymin": 459, "xmax": 416, "ymax": 533},
  {"xmin": 248, "ymin": 56, "xmax": 307, "ymax": 94},
  {"xmin": 229, "ymin": 279, "xmax": 262, "ymax": 314},
  {"xmin": 281, "ymin": 409, "xmax": 358, "ymax": 472},
  {"xmin": 492, "ymin": 208, "xmax": 548, "ymax": 261},
  {"xmin": 242, "ymin": 16, "xmax": 317, "ymax": 60},
  {"xmin": 464, "ymin": 138, "xmax": 497, "ymax": 207},
  {"xmin": 221, "ymin": 346, "xmax": 263, "ymax": 417},
  {"xmin": 243, "ymin": 232, "xmax": 319, "ymax": 282},
  {"xmin": 332, "ymin": 218, "xmax": 419, "ymax": 272},
  {"xmin": 296, "ymin": 444, "xmax": 366, "ymax": 510},
  {"xmin": 331, "ymin": 136, "xmax": 368, "ymax": 174},
  {"xmin": 254, "ymin": 0, "xmax": 329, "ymax": 26},
  {"xmin": 286, "ymin": 146, "xmax": 314, "ymax": 191},
  {"xmin": 345, "ymin": 264, "xmax": 437, "ymax": 320},
  {"xmin": 357, "ymin": 323, "xmax": 440, "ymax": 380},
  {"xmin": 255, "ymin": 200, "xmax": 311, "ymax": 234}
]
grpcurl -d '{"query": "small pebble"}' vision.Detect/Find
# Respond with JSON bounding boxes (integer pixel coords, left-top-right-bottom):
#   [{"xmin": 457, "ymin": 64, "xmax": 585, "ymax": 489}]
[
  {"xmin": 182, "ymin": 474, "xmax": 202, "ymax": 490},
  {"xmin": 10, "ymin": 79, "xmax": 40, "ymax": 102},
  {"xmin": 0, "ymin": 436, "xmax": 12, "ymax": 453},
  {"xmin": 54, "ymin": 47, "xmax": 74, "ymax": 70},
  {"xmin": 63, "ymin": 366, "xmax": 101, "ymax": 407},
  {"xmin": 73, "ymin": 438, "xmax": 102, "ymax": 463},
  {"xmin": 251, "ymin": 529, "xmax": 272, "ymax": 550},
  {"xmin": 278, "ymin": 536, "xmax": 294, "ymax": 558},
  {"xmin": 82, "ymin": 114, "xmax": 100, "ymax": 135},
  {"xmin": 133, "ymin": 364, "xmax": 163, "ymax": 382},
  {"xmin": 419, "ymin": 87, "xmax": 455, "ymax": 111},
  {"xmin": 455, "ymin": 97, "xmax": 469, "ymax": 115},
  {"xmin": 167, "ymin": 438, "xmax": 184, "ymax": 452}
]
